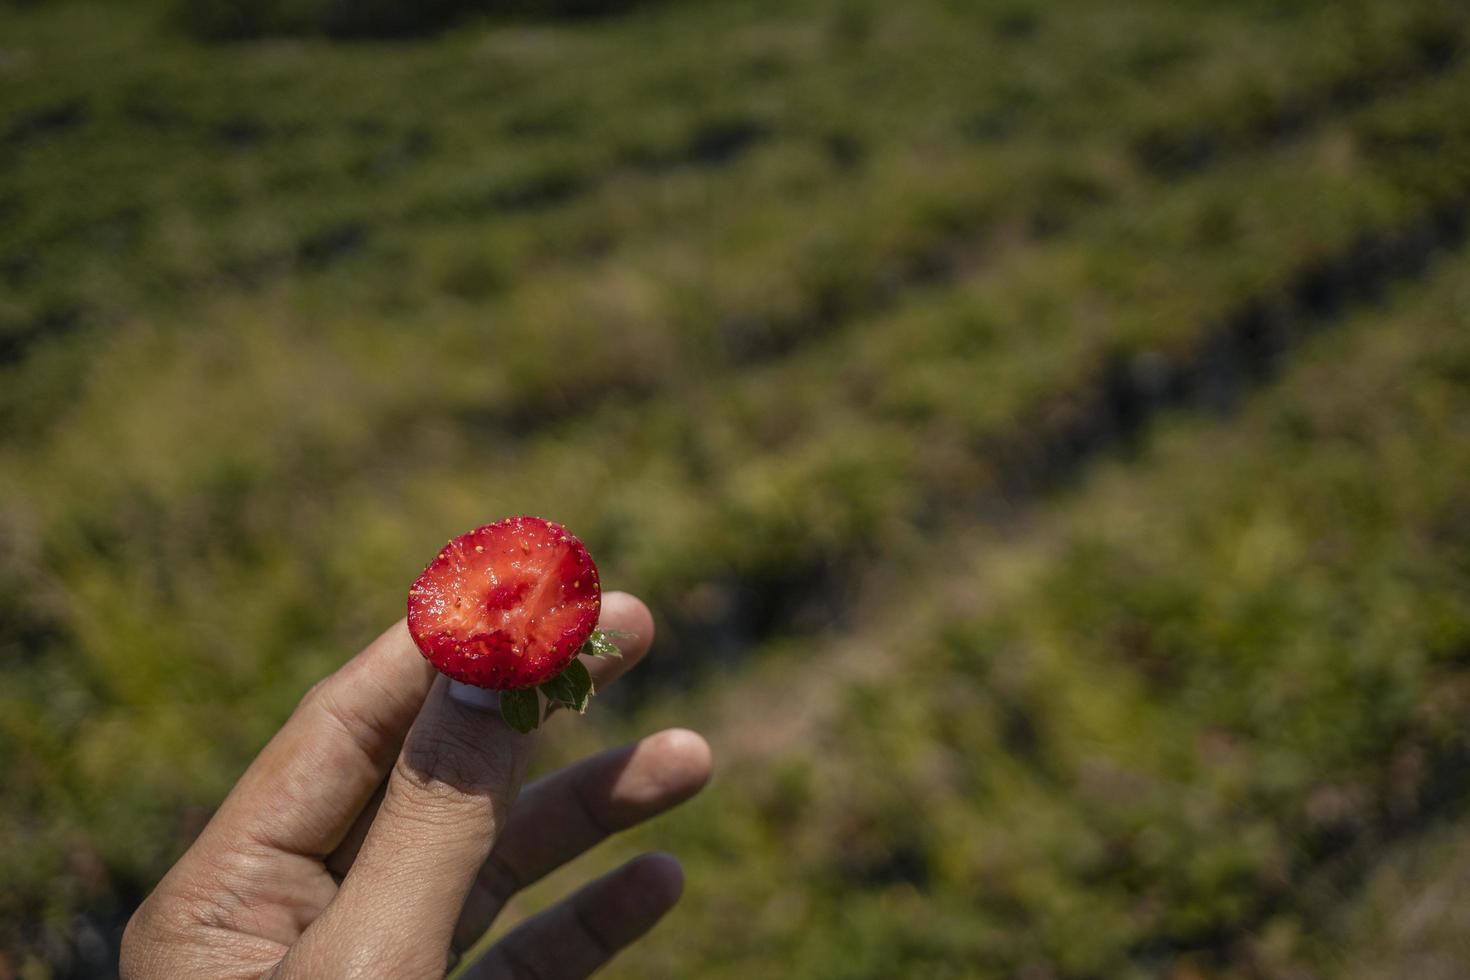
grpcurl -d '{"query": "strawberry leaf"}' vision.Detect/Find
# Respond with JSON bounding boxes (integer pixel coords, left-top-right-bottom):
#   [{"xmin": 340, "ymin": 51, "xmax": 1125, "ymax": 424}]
[
  {"xmin": 540, "ymin": 658, "xmax": 594, "ymax": 714},
  {"xmin": 500, "ymin": 687, "xmax": 541, "ymax": 733}
]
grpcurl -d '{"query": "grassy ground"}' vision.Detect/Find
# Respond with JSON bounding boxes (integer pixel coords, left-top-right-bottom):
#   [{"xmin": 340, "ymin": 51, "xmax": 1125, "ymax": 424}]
[
  {"xmin": 3, "ymin": 0, "xmax": 1469, "ymax": 975},
  {"xmin": 544, "ymin": 246, "xmax": 1470, "ymax": 978}
]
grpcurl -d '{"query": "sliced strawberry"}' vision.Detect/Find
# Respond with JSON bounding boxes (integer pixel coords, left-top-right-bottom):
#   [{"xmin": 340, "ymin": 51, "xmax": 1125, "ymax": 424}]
[{"xmin": 407, "ymin": 516, "xmax": 601, "ymax": 691}]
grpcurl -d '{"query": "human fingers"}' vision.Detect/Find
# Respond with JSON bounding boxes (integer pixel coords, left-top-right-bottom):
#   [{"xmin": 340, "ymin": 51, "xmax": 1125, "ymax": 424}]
[
  {"xmin": 323, "ymin": 593, "xmax": 655, "ymax": 879},
  {"xmin": 276, "ymin": 595, "xmax": 658, "ymax": 977},
  {"xmin": 273, "ymin": 670, "xmax": 534, "ymax": 978}
]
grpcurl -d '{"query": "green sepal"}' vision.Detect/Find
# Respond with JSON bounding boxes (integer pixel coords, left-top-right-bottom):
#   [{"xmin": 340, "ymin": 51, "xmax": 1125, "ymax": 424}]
[
  {"xmin": 499, "ymin": 687, "xmax": 541, "ymax": 733},
  {"xmin": 506, "ymin": 629, "xmax": 629, "ymax": 730},
  {"xmin": 540, "ymin": 658, "xmax": 595, "ymax": 715},
  {"xmin": 581, "ymin": 629, "xmax": 627, "ymax": 660}
]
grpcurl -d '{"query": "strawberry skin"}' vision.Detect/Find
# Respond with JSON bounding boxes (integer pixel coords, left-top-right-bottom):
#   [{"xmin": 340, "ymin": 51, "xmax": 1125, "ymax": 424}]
[{"xmin": 407, "ymin": 516, "xmax": 601, "ymax": 690}]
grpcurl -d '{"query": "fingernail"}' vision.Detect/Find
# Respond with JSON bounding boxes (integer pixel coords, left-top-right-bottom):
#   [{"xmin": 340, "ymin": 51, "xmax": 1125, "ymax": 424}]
[{"xmin": 448, "ymin": 681, "xmax": 501, "ymax": 712}]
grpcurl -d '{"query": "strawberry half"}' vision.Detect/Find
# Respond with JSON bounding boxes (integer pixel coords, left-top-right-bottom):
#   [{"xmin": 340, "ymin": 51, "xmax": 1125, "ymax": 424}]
[{"xmin": 407, "ymin": 516, "xmax": 618, "ymax": 730}]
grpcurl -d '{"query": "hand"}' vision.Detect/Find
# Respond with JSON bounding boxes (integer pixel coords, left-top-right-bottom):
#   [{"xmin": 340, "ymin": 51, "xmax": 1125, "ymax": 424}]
[{"xmin": 121, "ymin": 592, "xmax": 712, "ymax": 978}]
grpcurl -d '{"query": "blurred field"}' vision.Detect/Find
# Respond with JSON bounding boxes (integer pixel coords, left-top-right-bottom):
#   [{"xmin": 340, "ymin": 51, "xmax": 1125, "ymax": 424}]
[{"xmin": 2, "ymin": 0, "xmax": 1469, "ymax": 976}]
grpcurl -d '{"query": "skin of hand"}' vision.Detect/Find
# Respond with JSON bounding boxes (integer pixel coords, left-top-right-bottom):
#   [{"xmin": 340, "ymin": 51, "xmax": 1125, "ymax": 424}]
[{"xmin": 120, "ymin": 591, "xmax": 712, "ymax": 979}]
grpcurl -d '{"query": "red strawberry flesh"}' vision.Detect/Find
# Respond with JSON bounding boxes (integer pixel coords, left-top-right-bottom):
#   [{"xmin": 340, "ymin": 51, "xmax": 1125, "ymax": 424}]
[{"xmin": 407, "ymin": 516, "xmax": 601, "ymax": 689}]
